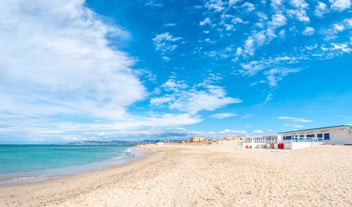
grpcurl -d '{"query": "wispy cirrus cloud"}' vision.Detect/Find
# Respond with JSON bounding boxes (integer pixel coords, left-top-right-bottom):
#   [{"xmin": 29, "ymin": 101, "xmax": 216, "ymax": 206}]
[
  {"xmin": 265, "ymin": 68, "xmax": 302, "ymax": 88},
  {"xmin": 145, "ymin": 0, "xmax": 163, "ymax": 8},
  {"xmin": 197, "ymin": 0, "xmax": 351, "ymax": 94},
  {"xmin": 278, "ymin": 116, "xmax": 312, "ymax": 123},
  {"xmin": 239, "ymin": 56, "xmax": 303, "ymax": 88},
  {"xmin": 210, "ymin": 112, "xmax": 237, "ymax": 119},
  {"xmin": 152, "ymin": 32, "xmax": 182, "ymax": 61}
]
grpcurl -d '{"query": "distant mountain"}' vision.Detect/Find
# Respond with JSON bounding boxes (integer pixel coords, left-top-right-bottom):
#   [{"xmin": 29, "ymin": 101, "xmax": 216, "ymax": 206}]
[{"xmin": 61, "ymin": 140, "xmax": 165, "ymax": 146}]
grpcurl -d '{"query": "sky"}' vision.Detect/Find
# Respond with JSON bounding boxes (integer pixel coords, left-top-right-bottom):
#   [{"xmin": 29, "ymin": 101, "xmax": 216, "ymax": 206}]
[{"xmin": 0, "ymin": 0, "xmax": 352, "ymax": 143}]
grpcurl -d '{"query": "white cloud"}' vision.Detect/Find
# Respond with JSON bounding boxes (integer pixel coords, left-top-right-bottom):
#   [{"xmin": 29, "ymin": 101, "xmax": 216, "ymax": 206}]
[
  {"xmin": 286, "ymin": 0, "xmax": 310, "ymax": 22},
  {"xmin": 344, "ymin": 18, "xmax": 352, "ymax": 28},
  {"xmin": 0, "ymin": 1, "xmax": 213, "ymax": 142},
  {"xmin": 229, "ymin": 0, "xmax": 241, "ymax": 5},
  {"xmin": 240, "ymin": 61, "xmax": 265, "ymax": 76},
  {"xmin": 290, "ymin": 0, "xmax": 309, "ymax": 8},
  {"xmin": 271, "ymin": 0, "xmax": 283, "ymax": 10},
  {"xmin": 225, "ymin": 24, "xmax": 234, "ymax": 31},
  {"xmin": 278, "ymin": 29, "xmax": 286, "ymax": 38},
  {"xmin": 253, "ymin": 129, "xmax": 264, "ymax": 134},
  {"xmin": 164, "ymin": 23, "xmax": 176, "ymax": 27},
  {"xmin": 205, "ymin": 0, "xmax": 225, "ymax": 12},
  {"xmin": 269, "ymin": 13, "xmax": 287, "ymax": 28},
  {"xmin": 257, "ymin": 11, "xmax": 268, "ymax": 21},
  {"xmin": 315, "ymin": 1, "xmax": 329, "ymax": 17},
  {"xmin": 0, "ymin": 0, "xmax": 145, "ymax": 122},
  {"xmin": 233, "ymin": 47, "xmax": 243, "ymax": 61},
  {"xmin": 242, "ymin": 2, "xmax": 255, "ymax": 11},
  {"xmin": 302, "ymin": 27, "xmax": 315, "ymax": 35},
  {"xmin": 253, "ymin": 31, "xmax": 267, "ymax": 46},
  {"xmin": 150, "ymin": 79, "xmax": 242, "ymax": 115},
  {"xmin": 152, "ymin": 32, "xmax": 182, "ymax": 60},
  {"xmin": 329, "ymin": 0, "xmax": 351, "ymax": 11},
  {"xmin": 265, "ymin": 93, "xmax": 273, "ymax": 103},
  {"xmin": 145, "ymin": 0, "xmax": 163, "ymax": 8},
  {"xmin": 162, "ymin": 79, "xmax": 188, "ymax": 91},
  {"xmin": 244, "ymin": 37, "xmax": 255, "ymax": 56},
  {"xmin": 271, "ymin": 56, "xmax": 299, "ymax": 63},
  {"xmin": 305, "ymin": 44, "xmax": 318, "ymax": 50},
  {"xmin": 320, "ymin": 42, "xmax": 352, "ymax": 58},
  {"xmin": 250, "ymin": 80, "xmax": 266, "ymax": 87},
  {"xmin": 235, "ymin": 47, "xmax": 243, "ymax": 56},
  {"xmin": 240, "ymin": 56, "xmax": 302, "ymax": 79},
  {"xmin": 199, "ymin": 17, "xmax": 211, "ymax": 26},
  {"xmin": 333, "ymin": 24, "xmax": 345, "ymax": 32},
  {"xmin": 210, "ymin": 113, "xmax": 237, "ymax": 119},
  {"xmin": 265, "ymin": 68, "xmax": 301, "ymax": 87},
  {"xmin": 320, "ymin": 23, "xmax": 347, "ymax": 39},
  {"xmin": 231, "ymin": 17, "xmax": 245, "ymax": 24},
  {"xmin": 153, "ymin": 32, "xmax": 182, "ymax": 51},
  {"xmin": 278, "ymin": 116, "xmax": 312, "ymax": 122},
  {"xmin": 331, "ymin": 43, "xmax": 352, "ymax": 52},
  {"xmin": 296, "ymin": 10, "xmax": 310, "ymax": 22}
]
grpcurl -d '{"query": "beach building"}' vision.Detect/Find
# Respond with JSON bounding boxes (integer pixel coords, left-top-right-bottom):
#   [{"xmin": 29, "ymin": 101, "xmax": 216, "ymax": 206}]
[
  {"xmin": 242, "ymin": 125, "xmax": 352, "ymax": 150},
  {"xmin": 189, "ymin": 137, "xmax": 206, "ymax": 143},
  {"xmin": 279, "ymin": 125, "xmax": 352, "ymax": 145},
  {"xmin": 242, "ymin": 135, "xmax": 278, "ymax": 149}
]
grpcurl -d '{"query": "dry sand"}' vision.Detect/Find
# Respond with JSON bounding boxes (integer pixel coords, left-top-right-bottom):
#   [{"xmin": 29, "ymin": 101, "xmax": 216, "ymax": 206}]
[{"xmin": 1, "ymin": 141, "xmax": 352, "ymax": 207}]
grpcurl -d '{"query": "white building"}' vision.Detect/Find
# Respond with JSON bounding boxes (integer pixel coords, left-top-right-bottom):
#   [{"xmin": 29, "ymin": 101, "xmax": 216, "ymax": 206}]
[
  {"xmin": 242, "ymin": 135, "xmax": 279, "ymax": 149},
  {"xmin": 279, "ymin": 125, "xmax": 352, "ymax": 145}
]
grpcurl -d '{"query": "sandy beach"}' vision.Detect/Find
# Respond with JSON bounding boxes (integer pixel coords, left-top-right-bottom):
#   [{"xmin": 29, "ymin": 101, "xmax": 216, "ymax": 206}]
[{"xmin": 1, "ymin": 141, "xmax": 352, "ymax": 207}]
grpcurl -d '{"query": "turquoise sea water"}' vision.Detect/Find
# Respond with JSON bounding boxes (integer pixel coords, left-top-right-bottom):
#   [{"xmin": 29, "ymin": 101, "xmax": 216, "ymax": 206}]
[{"xmin": 0, "ymin": 145, "xmax": 143, "ymax": 186}]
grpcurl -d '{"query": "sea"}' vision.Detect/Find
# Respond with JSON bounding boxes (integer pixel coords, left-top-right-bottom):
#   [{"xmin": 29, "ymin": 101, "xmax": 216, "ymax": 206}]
[{"xmin": 0, "ymin": 144, "xmax": 143, "ymax": 186}]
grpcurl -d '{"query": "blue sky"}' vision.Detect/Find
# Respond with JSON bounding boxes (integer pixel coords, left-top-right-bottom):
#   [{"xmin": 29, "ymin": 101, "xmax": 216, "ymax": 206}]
[{"xmin": 1, "ymin": 0, "xmax": 352, "ymax": 143}]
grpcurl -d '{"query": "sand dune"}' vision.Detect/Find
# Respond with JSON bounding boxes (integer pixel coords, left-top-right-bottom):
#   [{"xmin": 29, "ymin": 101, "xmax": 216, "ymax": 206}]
[{"xmin": 1, "ymin": 141, "xmax": 352, "ymax": 207}]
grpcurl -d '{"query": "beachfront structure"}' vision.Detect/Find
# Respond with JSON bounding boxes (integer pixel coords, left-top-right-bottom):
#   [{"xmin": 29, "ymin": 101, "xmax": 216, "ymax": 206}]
[
  {"xmin": 242, "ymin": 125, "xmax": 352, "ymax": 150},
  {"xmin": 242, "ymin": 135, "xmax": 279, "ymax": 149},
  {"xmin": 279, "ymin": 125, "xmax": 352, "ymax": 145},
  {"xmin": 189, "ymin": 137, "xmax": 206, "ymax": 143}
]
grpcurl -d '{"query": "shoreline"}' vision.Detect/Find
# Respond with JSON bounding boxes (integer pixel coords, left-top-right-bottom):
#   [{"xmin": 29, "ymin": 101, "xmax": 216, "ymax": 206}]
[
  {"xmin": 0, "ymin": 145, "xmax": 143, "ymax": 186},
  {"xmin": 0, "ymin": 144, "xmax": 163, "ymax": 206},
  {"xmin": 1, "ymin": 141, "xmax": 352, "ymax": 206}
]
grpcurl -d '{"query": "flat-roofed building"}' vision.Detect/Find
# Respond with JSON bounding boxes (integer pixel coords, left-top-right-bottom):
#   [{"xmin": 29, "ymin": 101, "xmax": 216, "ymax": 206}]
[
  {"xmin": 189, "ymin": 137, "xmax": 206, "ymax": 143},
  {"xmin": 242, "ymin": 135, "xmax": 279, "ymax": 149},
  {"xmin": 279, "ymin": 125, "xmax": 352, "ymax": 145}
]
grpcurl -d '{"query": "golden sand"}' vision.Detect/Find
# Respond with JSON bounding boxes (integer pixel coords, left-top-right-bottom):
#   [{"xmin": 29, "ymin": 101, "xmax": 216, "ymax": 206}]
[{"xmin": 1, "ymin": 141, "xmax": 352, "ymax": 207}]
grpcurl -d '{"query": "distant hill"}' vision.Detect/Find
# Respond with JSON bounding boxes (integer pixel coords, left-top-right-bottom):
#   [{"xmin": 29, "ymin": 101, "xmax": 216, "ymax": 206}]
[{"xmin": 62, "ymin": 140, "xmax": 165, "ymax": 146}]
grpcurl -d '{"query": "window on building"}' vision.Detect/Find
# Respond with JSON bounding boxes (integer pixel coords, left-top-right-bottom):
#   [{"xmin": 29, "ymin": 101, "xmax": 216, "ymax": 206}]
[
  {"xmin": 307, "ymin": 134, "xmax": 315, "ymax": 141},
  {"xmin": 317, "ymin": 133, "xmax": 323, "ymax": 140},
  {"xmin": 283, "ymin": 136, "xmax": 292, "ymax": 140},
  {"xmin": 324, "ymin": 133, "xmax": 330, "ymax": 140}
]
